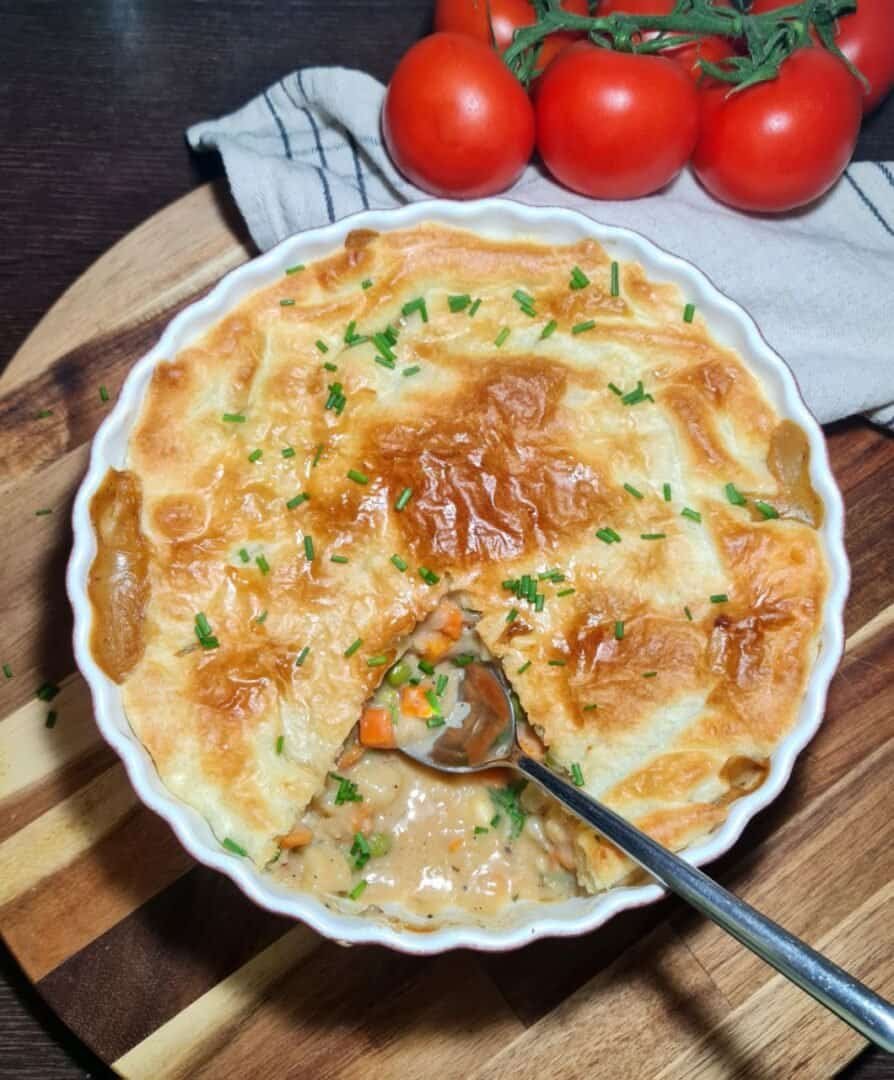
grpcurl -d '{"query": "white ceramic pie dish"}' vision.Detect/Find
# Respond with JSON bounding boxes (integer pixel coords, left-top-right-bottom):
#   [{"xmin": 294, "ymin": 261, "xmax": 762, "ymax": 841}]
[{"xmin": 66, "ymin": 198, "xmax": 849, "ymax": 954}]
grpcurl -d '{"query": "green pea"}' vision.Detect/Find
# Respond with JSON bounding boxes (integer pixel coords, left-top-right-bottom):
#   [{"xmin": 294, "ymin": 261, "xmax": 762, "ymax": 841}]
[{"xmin": 386, "ymin": 660, "xmax": 412, "ymax": 687}]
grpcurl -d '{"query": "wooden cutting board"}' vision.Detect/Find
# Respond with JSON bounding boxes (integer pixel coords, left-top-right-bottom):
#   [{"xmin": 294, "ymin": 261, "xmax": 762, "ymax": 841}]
[{"xmin": 1, "ymin": 180, "xmax": 891, "ymax": 1080}]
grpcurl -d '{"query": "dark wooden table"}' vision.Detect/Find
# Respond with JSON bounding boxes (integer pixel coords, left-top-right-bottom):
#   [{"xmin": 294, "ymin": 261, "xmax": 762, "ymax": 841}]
[{"xmin": 1, "ymin": 3, "xmax": 892, "ymax": 1077}]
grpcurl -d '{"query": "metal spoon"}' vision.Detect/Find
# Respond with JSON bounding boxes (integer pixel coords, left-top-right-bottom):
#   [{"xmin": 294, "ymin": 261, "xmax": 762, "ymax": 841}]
[{"xmin": 401, "ymin": 661, "xmax": 894, "ymax": 1052}]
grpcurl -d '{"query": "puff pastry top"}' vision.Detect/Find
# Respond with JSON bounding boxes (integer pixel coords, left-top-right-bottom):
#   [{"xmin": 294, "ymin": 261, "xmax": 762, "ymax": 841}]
[{"xmin": 89, "ymin": 223, "xmax": 828, "ymax": 881}]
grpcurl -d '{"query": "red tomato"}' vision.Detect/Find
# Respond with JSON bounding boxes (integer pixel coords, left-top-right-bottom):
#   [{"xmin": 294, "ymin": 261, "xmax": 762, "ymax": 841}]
[
  {"xmin": 597, "ymin": 0, "xmax": 736, "ymax": 83},
  {"xmin": 434, "ymin": 0, "xmax": 589, "ymax": 53},
  {"xmin": 750, "ymin": 0, "xmax": 894, "ymax": 112},
  {"xmin": 692, "ymin": 47, "xmax": 862, "ymax": 212},
  {"xmin": 535, "ymin": 43, "xmax": 700, "ymax": 199},
  {"xmin": 383, "ymin": 33, "xmax": 535, "ymax": 197}
]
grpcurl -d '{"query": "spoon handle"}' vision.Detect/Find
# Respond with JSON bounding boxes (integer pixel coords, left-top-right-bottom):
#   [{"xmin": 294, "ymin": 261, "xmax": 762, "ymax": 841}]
[{"xmin": 518, "ymin": 754, "xmax": 894, "ymax": 1052}]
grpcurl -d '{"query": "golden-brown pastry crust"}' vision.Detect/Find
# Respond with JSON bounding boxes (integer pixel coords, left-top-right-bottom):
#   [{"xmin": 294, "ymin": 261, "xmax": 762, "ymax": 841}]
[{"xmin": 91, "ymin": 223, "xmax": 828, "ymax": 878}]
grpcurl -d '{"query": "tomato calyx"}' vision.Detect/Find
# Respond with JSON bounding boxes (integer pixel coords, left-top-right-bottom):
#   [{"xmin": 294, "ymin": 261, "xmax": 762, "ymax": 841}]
[{"xmin": 503, "ymin": 0, "xmax": 865, "ymax": 92}]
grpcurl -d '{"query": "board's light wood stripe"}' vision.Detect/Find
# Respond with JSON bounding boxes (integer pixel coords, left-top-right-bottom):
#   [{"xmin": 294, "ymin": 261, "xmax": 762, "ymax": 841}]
[
  {"xmin": 0, "ymin": 763, "xmax": 136, "ymax": 906},
  {"xmin": 114, "ymin": 925, "xmax": 320, "ymax": 1080},
  {"xmin": 655, "ymin": 882, "xmax": 893, "ymax": 1079},
  {"xmin": 0, "ymin": 674, "xmax": 102, "ymax": 802},
  {"xmin": 844, "ymin": 600, "xmax": 894, "ymax": 655}
]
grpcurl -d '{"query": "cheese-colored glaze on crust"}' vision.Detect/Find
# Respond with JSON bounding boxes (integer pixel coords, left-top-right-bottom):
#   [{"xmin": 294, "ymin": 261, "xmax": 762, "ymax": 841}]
[{"xmin": 91, "ymin": 223, "xmax": 827, "ymax": 882}]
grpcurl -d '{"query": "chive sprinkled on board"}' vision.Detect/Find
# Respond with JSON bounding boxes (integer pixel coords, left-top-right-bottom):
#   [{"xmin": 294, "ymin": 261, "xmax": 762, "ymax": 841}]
[
  {"xmin": 683, "ymin": 303, "xmax": 696, "ymax": 323},
  {"xmin": 572, "ymin": 320, "xmax": 595, "ymax": 335},
  {"xmin": 623, "ymin": 483, "xmax": 643, "ymax": 500},
  {"xmin": 641, "ymin": 533, "xmax": 666, "ymax": 540},
  {"xmin": 448, "ymin": 294, "xmax": 471, "ymax": 312},
  {"xmin": 295, "ymin": 646, "xmax": 310, "ymax": 666},
  {"xmin": 710, "ymin": 594, "xmax": 729, "ymax": 604},
  {"xmin": 681, "ymin": 507, "xmax": 702, "ymax": 523},
  {"xmin": 35, "ymin": 508, "xmax": 52, "ymax": 516},
  {"xmin": 222, "ymin": 412, "xmax": 246, "ymax": 423},
  {"xmin": 344, "ymin": 638, "xmax": 363, "ymax": 658},
  {"xmin": 256, "ymin": 554, "xmax": 271, "ymax": 574},
  {"xmin": 282, "ymin": 446, "xmax": 295, "ymax": 458},
  {"xmin": 494, "ymin": 327, "xmax": 510, "ymax": 348},
  {"xmin": 223, "ymin": 838, "xmax": 248, "ymax": 856},
  {"xmin": 540, "ymin": 319, "xmax": 558, "ymax": 340},
  {"xmin": 2, "ymin": 664, "xmax": 12, "ymax": 679},
  {"xmin": 402, "ymin": 297, "xmax": 428, "ymax": 323},
  {"xmin": 571, "ymin": 763, "xmax": 585, "ymax": 787},
  {"xmin": 35, "ymin": 408, "xmax": 53, "ymax": 419},
  {"xmin": 610, "ymin": 261, "xmax": 620, "ymax": 297},
  {"xmin": 390, "ymin": 554, "xmax": 408, "ymax": 571},
  {"xmin": 286, "ymin": 492, "xmax": 309, "ymax": 510},
  {"xmin": 517, "ymin": 661, "xmax": 532, "ymax": 674},
  {"xmin": 46, "ymin": 710, "xmax": 57, "ymax": 729},
  {"xmin": 395, "ymin": 487, "xmax": 413, "ymax": 511},
  {"xmin": 347, "ymin": 468, "xmax": 369, "ymax": 485},
  {"xmin": 755, "ymin": 500, "xmax": 779, "ymax": 519},
  {"xmin": 663, "ymin": 482, "xmax": 672, "ymax": 502},
  {"xmin": 468, "ymin": 298, "xmax": 482, "ymax": 317},
  {"xmin": 569, "ymin": 266, "xmax": 590, "ymax": 290},
  {"xmin": 36, "ymin": 681, "xmax": 60, "ymax": 702},
  {"xmin": 725, "ymin": 482, "xmax": 747, "ymax": 506},
  {"xmin": 303, "ymin": 536, "xmax": 315, "ymax": 561},
  {"xmin": 99, "ymin": 385, "xmax": 110, "ymax": 403},
  {"xmin": 279, "ymin": 298, "xmax": 296, "ymax": 307},
  {"xmin": 418, "ymin": 567, "xmax": 440, "ymax": 586},
  {"xmin": 248, "ymin": 448, "xmax": 263, "ymax": 463},
  {"xmin": 285, "ymin": 264, "xmax": 305, "ymax": 274},
  {"xmin": 330, "ymin": 554, "xmax": 349, "ymax": 564},
  {"xmin": 614, "ymin": 620, "xmax": 625, "ymax": 640},
  {"xmin": 276, "ymin": 735, "xmax": 285, "ymax": 755}
]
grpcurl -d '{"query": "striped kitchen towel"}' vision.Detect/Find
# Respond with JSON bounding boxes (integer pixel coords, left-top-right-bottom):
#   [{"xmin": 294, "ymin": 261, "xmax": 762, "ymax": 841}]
[{"xmin": 188, "ymin": 67, "xmax": 894, "ymax": 425}]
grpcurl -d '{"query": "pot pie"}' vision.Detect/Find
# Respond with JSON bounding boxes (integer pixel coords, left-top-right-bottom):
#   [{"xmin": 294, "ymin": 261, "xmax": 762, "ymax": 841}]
[{"xmin": 88, "ymin": 223, "xmax": 828, "ymax": 922}]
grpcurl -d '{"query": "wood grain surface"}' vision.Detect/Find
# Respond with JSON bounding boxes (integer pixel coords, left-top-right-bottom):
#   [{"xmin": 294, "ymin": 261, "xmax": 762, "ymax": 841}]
[{"xmin": 0, "ymin": 178, "xmax": 891, "ymax": 1079}]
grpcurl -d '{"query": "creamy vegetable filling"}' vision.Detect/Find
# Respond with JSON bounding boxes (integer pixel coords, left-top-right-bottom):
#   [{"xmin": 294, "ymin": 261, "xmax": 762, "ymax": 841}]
[{"xmin": 270, "ymin": 599, "xmax": 583, "ymax": 916}]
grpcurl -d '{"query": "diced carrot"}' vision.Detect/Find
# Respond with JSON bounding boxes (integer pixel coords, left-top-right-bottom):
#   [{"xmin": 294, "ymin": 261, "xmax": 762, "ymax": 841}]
[
  {"xmin": 359, "ymin": 706, "xmax": 397, "ymax": 749},
  {"xmin": 432, "ymin": 600, "xmax": 464, "ymax": 641},
  {"xmin": 401, "ymin": 683, "xmax": 433, "ymax": 718},
  {"xmin": 448, "ymin": 836, "xmax": 464, "ymax": 853},
  {"xmin": 278, "ymin": 824, "xmax": 313, "ymax": 849},
  {"xmin": 336, "ymin": 741, "xmax": 366, "ymax": 770},
  {"xmin": 417, "ymin": 630, "xmax": 452, "ymax": 662}
]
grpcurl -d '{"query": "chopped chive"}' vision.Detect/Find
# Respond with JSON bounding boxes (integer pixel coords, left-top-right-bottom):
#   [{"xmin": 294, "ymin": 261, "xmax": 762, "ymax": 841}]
[
  {"xmin": 395, "ymin": 487, "xmax": 413, "ymax": 511},
  {"xmin": 435, "ymin": 673, "xmax": 448, "ymax": 696},
  {"xmin": 448, "ymin": 294, "xmax": 471, "ymax": 312},
  {"xmin": 303, "ymin": 535, "xmax": 315, "ymax": 561},
  {"xmin": 238, "ymin": 548, "xmax": 250, "ymax": 563},
  {"xmin": 418, "ymin": 659, "xmax": 435, "ymax": 676},
  {"xmin": 383, "ymin": 325, "xmax": 399, "ymax": 346},
  {"xmin": 425, "ymin": 689, "xmax": 442, "ymax": 715},
  {"xmin": 614, "ymin": 620, "xmax": 625, "ymax": 641},
  {"xmin": 323, "ymin": 361, "xmax": 338, "ymax": 373},
  {"xmin": 330, "ymin": 554, "xmax": 349, "ymax": 564},
  {"xmin": 534, "ymin": 594, "xmax": 545, "ymax": 612},
  {"xmin": 583, "ymin": 703, "xmax": 599, "ymax": 712},
  {"xmin": 46, "ymin": 710, "xmax": 58, "ymax": 729},
  {"xmin": 351, "ymin": 832, "xmax": 371, "ymax": 870},
  {"xmin": 540, "ymin": 319, "xmax": 558, "ymax": 340},
  {"xmin": 366, "ymin": 654, "xmax": 389, "ymax": 667},
  {"xmin": 344, "ymin": 638, "xmax": 363, "ymax": 658},
  {"xmin": 223, "ymin": 838, "xmax": 248, "ymax": 857},
  {"xmin": 663, "ymin": 482, "xmax": 672, "ymax": 502},
  {"xmin": 452, "ymin": 654, "xmax": 475, "ymax": 668},
  {"xmin": 643, "ymin": 671, "xmax": 658, "ymax": 678},
  {"xmin": 684, "ymin": 605, "xmax": 693, "ymax": 621},
  {"xmin": 402, "ymin": 297, "xmax": 429, "ymax": 323},
  {"xmin": 344, "ymin": 320, "xmax": 358, "ymax": 343},
  {"xmin": 35, "ymin": 408, "xmax": 53, "ymax": 419},
  {"xmin": 285, "ymin": 264, "xmax": 305, "ymax": 274},
  {"xmin": 418, "ymin": 567, "xmax": 440, "ymax": 586},
  {"xmin": 755, "ymin": 500, "xmax": 779, "ymax": 519},
  {"xmin": 248, "ymin": 448, "xmax": 263, "ymax": 463},
  {"xmin": 402, "ymin": 365, "xmax": 421, "ymax": 377},
  {"xmin": 490, "ymin": 814, "xmax": 502, "ymax": 827},
  {"xmin": 426, "ymin": 715, "xmax": 446, "ymax": 729},
  {"xmin": 710, "ymin": 593, "xmax": 729, "ymax": 604},
  {"xmin": 548, "ymin": 659, "xmax": 567, "ymax": 667},
  {"xmin": 295, "ymin": 646, "xmax": 310, "ymax": 666},
  {"xmin": 517, "ymin": 661, "xmax": 532, "ymax": 674},
  {"xmin": 623, "ymin": 483, "xmax": 643, "ymax": 500},
  {"xmin": 596, "ymin": 527, "xmax": 621, "ymax": 544},
  {"xmin": 255, "ymin": 609, "xmax": 268, "ymax": 624},
  {"xmin": 467, "ymin": 298, "xmax": 482, "ymax": 317},
  {"xmin": 286, "ymin": 492, "xmax": 309, "ymax": 510},
  {"xmin": 374, "ymin": 354, "xmax": 396, "ymax": 370},
  {"xmin": 282, "ymin": 446, "xmax": 296, "ymax": 458},
  {"xmin": 610, "ymin": 261, "xmax": 620, "ymax": 297},
  {"xmin": 348, "ymin": 880, "xmax": 367, "ymax": 901},
  {"xmin": 608, "ymin": 382, "xmax": 623, "ymax": 396},
  {"xmin": 36, "ymin": 681, "xmax": 59, "ymax": 702},
  {"xmin": 683, "ymin": 303, "xmax": 696, "ymax": 323},
  {"xmin": 513, "ymin": 288, "xmax": 535, "ymax": 307},
  {"xmin": 390, "ymin": 553, "xmax": 408, "ymax": 572},
  {"xmin": 315, "ymin": 339, "xmax": 329, "ymax": 355},
  {"xmin": 641, "ymin": 533, "xmax": 666, "ymax": 540},
  {"xmin": 537, "ymin": 568, "xmax": 560, "ymax": 581},
  {"xmin": 256, "ymin": 554, "xmax": 271, "ymax": 574},
  {"xmin": 556, "ymin": 588, "xmax": 575, "ymax": 597},
  {"xmin": 347, "ymin": 468, "xmax": 369, "ymax": 485},
  {"xmin": 621, "ymin": 381, "xmax": 652, "ymax": 406},
  {"xmin": 330, "ymin": 772, "xmax": 362, "ymax": 804},
  {"xmin": 681, "ymin": 507, "xmax": 702, "ymax": 523},
  {"xmin": 2, "ymin": 664, "xmax": 12, "ymax": 679},
  {"xmin": 506, "ymin": 607, "xmax": 519, "ymax": 624},
  {"xmin": 276, "ymin": 735, "xmax": 285, "ymax": 755},
  {"xmin": 35, "ymin": 508, "xmax": 52, "ymax": 516},
  {"xmin": 99, "ymin": 385, "xmax": 110, "ymax": 403},
  {"xmin": 569, "ymin": 266, "xmax": 590, "ymax": 290},
  {"xmin": 725, "ymin": 482, "xmax": 747, "ymax": 506},
  {"xmin": 372, "ymin": 333, "xmax": 396, "ymax": 362},
  {"xmin": 474, "ymin": 826, "xmax": 489, "ymax": 836},
  {"xmin": 279, "ymin": 298, "xmax": 296, "ymax": 307},
  {"xmin": 572, "ymin": 320, "xmax": 595, "ymax": 335},
  {"xmin": 494, "ymin": 327, "xmax": 510, "ymax": 348},
  {"xmin": 571, "ymin": 763, "xmax": 585, "ymax": 787},
  {"xmin": 312, "ymin": 443, "xmax": 324, "ymax": 467},
  {"xmin": 222, "ymin": 412, "xmax": 246, "ymax": 423},
  {"xmin": 361, "ymin": 278, "xmax": 373, "ymax": 290}
]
